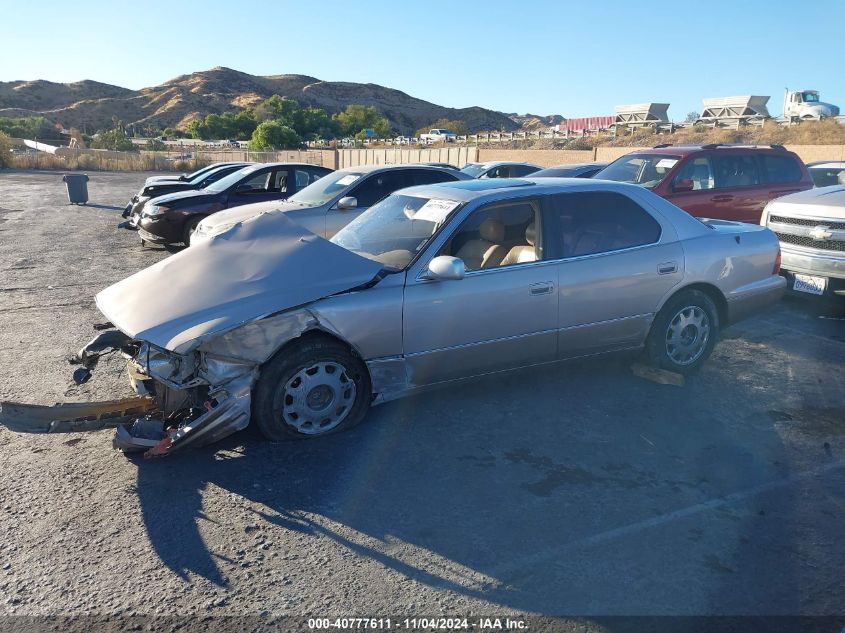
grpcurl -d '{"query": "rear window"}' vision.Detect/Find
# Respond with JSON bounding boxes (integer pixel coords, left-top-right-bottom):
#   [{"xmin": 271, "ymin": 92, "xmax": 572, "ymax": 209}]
[{"xmin": 760, "ymin": 154, "xmax": 804, "ymax": 184}]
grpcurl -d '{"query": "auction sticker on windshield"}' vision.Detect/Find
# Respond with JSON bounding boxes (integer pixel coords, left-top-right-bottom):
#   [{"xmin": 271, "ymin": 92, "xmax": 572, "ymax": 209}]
[
  {"xmin": 656, "ymin": 158, "xmax": 678, "ymax": 169},
  {"xmin": 413, "ymin": 199, "xmax": 461, "ymax": 222},
  {"xmin": 336, "ymin": 175, "xmax": 360, "ymax": 186}
]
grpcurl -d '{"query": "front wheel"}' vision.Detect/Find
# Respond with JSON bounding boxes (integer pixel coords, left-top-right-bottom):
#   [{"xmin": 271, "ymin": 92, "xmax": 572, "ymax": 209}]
[
  {"xmin": 182, "ymin": 216, "xmax": 204, "ymax": 246},
  {"xmin": 646, "ymin": 290, "xmax": 719, "ymax": 374},
  {"xmin": 252, "ymin": 337, "xmax": 372, "ymax": 441}
]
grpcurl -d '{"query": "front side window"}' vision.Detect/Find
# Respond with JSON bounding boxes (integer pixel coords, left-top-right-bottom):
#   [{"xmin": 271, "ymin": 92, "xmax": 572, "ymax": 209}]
[
  {"xmin": 239, "ymin": 170, "xmax": 272, "ymax": 192},
  {"xmin": 440, "ymin": 200, "xmax": 539, "ymax": 271},
  {"xmin": 349, "ymin": 171, "xmax": 410, "ymax": 207},
  {"xmin": 460, "ymin": 163, "xmax": 487, "ymax": 178},
  {"xmin": 594, "ymin": 154, "xmax": 681, "ymax": 189},
  {"xmin": 712, "ymin": 154, "xmax": 760, "ymax": 188},
  {"xmin": 331, "ymin": 194, "xmax": 461, "ymax": 270},
  {"xmin": 272, "ymin": 169, "xmax": 290, "ymax": 193},
  {"xmin": 673, "ymin": 157, "xmax": 714, "ymax": 190},
  {"xmin": 546, "ymin": 192, "xmax": 661, "ymax": 259}
]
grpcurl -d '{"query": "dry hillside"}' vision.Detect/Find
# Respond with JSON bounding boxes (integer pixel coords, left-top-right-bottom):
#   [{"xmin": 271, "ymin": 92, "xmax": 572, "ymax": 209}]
[{"xmin": 0, "ymin": 67, "xmax": 518, "ymax": 135}]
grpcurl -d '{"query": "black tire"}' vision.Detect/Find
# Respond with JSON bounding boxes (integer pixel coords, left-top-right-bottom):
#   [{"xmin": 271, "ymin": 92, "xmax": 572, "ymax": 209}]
[
  {"xmin": 645, "ymin": 289, "xmax": 719, "ymax": 374},
  {"xmin": 252, "ymin": 336, "xmax": 372, "ymax": 441},
  {"xmin": 182, "ymin": 216, "xmax": 204, "ymax": 246}
]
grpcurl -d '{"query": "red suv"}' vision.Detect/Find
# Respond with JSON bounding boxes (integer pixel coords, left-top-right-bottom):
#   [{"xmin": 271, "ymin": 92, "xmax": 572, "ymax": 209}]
[{"xmin": 593, "ymin": 144, "xmax": 813, "ymax": 223}]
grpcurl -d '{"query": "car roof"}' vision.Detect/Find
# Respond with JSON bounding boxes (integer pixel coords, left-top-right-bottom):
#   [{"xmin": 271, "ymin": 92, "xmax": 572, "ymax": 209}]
[
  {"xmin": 626, "ymin": 144, "xmax": 793, "ymax": 157},
  {"xmin": 336, "ymin": 163, "xmax": 461, "ymax": 175},
  {"xmin": 464, "ymin": 161, "xmax": 541, "ymax": 168},
  {"xmin": 239, "ymin": 162, "xmax": 327, "ymax": 174},
  {"xmin": 400, "ymin": 176, "xmax": 646, "ymax": 204},
  {"xmin": 807, "ymin": 161, "xmax": 845, "ymax": 168}
]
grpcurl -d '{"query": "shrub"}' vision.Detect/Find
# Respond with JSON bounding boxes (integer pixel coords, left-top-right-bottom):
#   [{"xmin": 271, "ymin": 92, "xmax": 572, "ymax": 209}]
[
  {"xmin": 0, "ymin": 131, "xmax": 11, "ymax": 168},
  {"xmin": 76, "ymin": 154, "xmax": 100, "ymax": 170}
]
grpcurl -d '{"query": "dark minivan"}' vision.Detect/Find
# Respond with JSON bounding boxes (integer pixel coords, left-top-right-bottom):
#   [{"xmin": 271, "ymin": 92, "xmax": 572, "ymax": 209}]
[
  {"xmin": 137, "ymin": 162, "xmax": 332, "ymax": 246},
  {"xmin": 594, "ymin": 145, "xmax": 813, "ymax": 223}
]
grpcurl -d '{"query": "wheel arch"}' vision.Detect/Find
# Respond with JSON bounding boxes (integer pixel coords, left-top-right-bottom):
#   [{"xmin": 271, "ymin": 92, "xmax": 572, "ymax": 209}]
[
  {"xmin": 261, "ymin": 327, "xmax": 372, "ymax": 383},
  {"xmin": 657, "ymin": 282, "xmax": 728, "ymax": 327}
]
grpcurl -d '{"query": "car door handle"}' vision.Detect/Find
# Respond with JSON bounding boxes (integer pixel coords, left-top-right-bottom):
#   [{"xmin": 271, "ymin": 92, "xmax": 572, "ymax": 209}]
[
  {"xmin": 657, "ymin": 261, "xmax": 678, "ymax": 274},
  {"xmin": 529, "ymin": 281, "xmax": 554, "ymax": 296},
  {"xmin": 710, "ymin": 194, "xmax": 734, "ymax": 202}
]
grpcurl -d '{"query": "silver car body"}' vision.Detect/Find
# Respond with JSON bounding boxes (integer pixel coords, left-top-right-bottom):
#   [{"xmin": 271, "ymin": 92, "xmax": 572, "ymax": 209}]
[
  {"xmin": 193, "ymin": 164, "xmax": 469, "ymax": 242},
  {"xmin": 1, "ymin": 179, "xmax": 785, "ymax": 453}
]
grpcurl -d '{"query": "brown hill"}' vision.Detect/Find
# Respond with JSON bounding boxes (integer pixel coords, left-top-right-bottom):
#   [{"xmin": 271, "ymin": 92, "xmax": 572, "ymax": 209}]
[{"xmin": 0, "ymin": 66, "xmax": 518, "ymax": 135}]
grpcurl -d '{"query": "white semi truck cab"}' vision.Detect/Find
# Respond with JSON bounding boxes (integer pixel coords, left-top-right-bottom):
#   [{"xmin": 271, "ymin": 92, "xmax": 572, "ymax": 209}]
[{"xmin": 783, "ymin": 89, "xmax": 840, "ymax": 121}]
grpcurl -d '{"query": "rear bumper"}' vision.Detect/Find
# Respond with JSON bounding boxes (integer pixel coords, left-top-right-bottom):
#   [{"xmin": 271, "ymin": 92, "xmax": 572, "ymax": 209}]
[{"xmin": 725, "ymin": 275, "xmax": 786, "ymax": 324}]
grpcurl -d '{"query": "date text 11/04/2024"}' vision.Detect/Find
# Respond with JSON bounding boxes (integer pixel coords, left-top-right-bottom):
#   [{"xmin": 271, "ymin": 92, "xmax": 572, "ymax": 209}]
[{"xmin": 307, "ymin": 617, "xmax": 528, "ymax": 630}]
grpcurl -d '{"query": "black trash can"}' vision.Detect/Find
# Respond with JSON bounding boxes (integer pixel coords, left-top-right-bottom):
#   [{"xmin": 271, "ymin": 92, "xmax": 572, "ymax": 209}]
[{"xmin": 62, "ymin": 173, "xmax": 89, "ymax": 205}]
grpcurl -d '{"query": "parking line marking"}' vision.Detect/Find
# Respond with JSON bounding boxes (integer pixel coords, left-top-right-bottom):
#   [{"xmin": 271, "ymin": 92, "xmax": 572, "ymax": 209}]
[
  {"xmin": 755, "ymin": 318, "xmax": 845, "ymax": 348},
  {"xmin": 491, "ymin": 457, "xmax": 845, "ymax": 580}
]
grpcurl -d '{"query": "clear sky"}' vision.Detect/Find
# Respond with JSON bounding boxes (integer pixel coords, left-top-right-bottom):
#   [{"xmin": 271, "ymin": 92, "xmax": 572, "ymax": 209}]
[{"xmin": 3, "ymin": 0, "xmax": 844, "ymax": 121}]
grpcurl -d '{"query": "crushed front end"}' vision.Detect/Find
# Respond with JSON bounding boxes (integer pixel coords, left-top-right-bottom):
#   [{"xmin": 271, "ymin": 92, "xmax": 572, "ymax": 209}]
[{"xmin": 0, "ymin": 326, "xmax": 257, "ymax": 458}]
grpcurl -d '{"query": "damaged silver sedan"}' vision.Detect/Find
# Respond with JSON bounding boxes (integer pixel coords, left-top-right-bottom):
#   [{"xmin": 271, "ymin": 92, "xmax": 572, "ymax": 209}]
[{"xmin": 0, "ymin": 178, "xmax": 786, "ymax": 456}]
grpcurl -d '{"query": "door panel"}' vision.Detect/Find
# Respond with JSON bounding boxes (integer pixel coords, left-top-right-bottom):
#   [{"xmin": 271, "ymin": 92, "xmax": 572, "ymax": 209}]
[
  {"xmin": 556, "ymin": 243, "xmax": 684, "ymax": 357},
  {"xmin": 402, "ymin": 264, "xmax": 558, "ymax": 385}
]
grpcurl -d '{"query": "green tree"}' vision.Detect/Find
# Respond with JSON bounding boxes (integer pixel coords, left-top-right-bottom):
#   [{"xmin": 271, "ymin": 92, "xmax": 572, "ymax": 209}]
[
  {"xmin": 90, "ymin": 124, "xmax": 136, "ymax": 151},
  {"xmin": 685, "ymin": 111, "xmax": 700, "ymax": 123},
  {"xmin": 333, "ymin": 105, "xmax": 391, "ymax": 138},
  {"xmin": 254, "ymin": 95, "xmax": 300, "ymax": 125},
  {"xmin": 0, "ymin": 131, "xmax": 12, "ymax": 168},
  {"xmin": 0, "ymin": 116, "xmax": 57, "ymax": 140},
  {"xmin": 145, "ymin": 138, "xmax": 167, "ymax": 151},
  {"xmin": 250, "ymin": 121, "xmax": 302, "ymax": 150},
  {"xmin": 415, "ymin": 118, "xmax": 468, "ymax": 137}
]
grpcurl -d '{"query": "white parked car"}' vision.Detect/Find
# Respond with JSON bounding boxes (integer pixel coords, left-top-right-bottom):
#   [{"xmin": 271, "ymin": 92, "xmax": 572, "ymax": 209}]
[{"xmin": 419, "ymin": 129, "xmax": 457, "ymax": 144}]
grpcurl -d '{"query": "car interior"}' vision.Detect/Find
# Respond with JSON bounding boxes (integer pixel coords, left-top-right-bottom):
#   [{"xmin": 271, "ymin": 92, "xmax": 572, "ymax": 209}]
[{"xmin": 444, "ymin": 202, "xmax": 538, "ymax": 270}]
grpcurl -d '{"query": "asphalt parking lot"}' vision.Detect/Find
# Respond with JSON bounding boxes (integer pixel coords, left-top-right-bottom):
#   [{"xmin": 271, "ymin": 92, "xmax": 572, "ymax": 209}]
[{"xmin": 0, "ymin": 170, "xmax": 844, "ymax": 626}]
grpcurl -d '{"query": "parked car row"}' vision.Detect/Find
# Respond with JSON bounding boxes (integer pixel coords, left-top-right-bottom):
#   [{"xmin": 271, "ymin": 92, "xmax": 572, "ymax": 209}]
[
  {"xmin": 19, "ymin": 144, "xmax": 831, "ymax": 455},
  {"xmin": 6, "ymin": 173, "xmax": 786, "ymax": 456}
]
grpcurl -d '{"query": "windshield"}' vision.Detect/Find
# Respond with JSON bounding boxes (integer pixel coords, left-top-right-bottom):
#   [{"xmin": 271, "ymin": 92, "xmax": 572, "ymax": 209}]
[
  {"xmin": 803, "ymin": 92, "xmax": 820, "ymax": 102},
  {"xmin": 460, "ymin": 163, "xmax": 488, "ymax": 178},
  {"xmin": 288, "ymin": 171, "xmax": 363, "ymax": 207},
  {"xmin": 331, "ymin": 194, "xmax": 461, "ymax": 270},
  {"xmin": 594, "ymin": 154, "xmax": 681, "ymax": 189},
  {"xmin": 188, "ymin": 165, "xmax": 232, "ymax": 186},
  {"xmin": 204, "ymin": 165, "xmax": 257, "ymax": 193}
]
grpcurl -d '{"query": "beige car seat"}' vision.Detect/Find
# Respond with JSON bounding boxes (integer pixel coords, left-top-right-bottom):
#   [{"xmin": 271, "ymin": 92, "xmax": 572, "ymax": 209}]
[
  {"xmin": 455, "ymin": 218, "xmax": 508, "ymax": 270},
  {"xmin": 500, "ymin": 222, "xmax": 537, "ymax": 266}
]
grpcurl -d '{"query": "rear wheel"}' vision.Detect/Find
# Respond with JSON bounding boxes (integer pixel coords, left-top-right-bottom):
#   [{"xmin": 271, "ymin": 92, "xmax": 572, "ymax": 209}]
[
  {"xmin": 646, "ymin": 290, "xmax": 719, "ymax": 374},
  {"xmin": 182, "ymin": 216, "xmax": 204, "ymax": 246},
  {"xmin": 252, "ymin": 337, "xmax": 372, "ymax": 441}
]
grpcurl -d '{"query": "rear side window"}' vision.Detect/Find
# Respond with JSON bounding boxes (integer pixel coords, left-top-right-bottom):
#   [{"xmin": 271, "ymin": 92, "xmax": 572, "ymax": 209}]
[
  {"xmin": 545, "ymin": 192, "xmax": 661, "ymax": 259},
  {"xmin": 809, "ymin": 167, "xmax": 845, "ymax": 187},
  {"xmin": 510, "ymin": 165, "xmax": 541, "ymax": 177},
  {"xmin": 712, "ymin": 154, "xmax": 760, "ymax": 188},
  {"xmin": 410, "ymin": 169, "xmax": 457, "ymax": 185},
  {"xmin": 760, "ymin": 154, "xmax": 803, "ymax": 184}
]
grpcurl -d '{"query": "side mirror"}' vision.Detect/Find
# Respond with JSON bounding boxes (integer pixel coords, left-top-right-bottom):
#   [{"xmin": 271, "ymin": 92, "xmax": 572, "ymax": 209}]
[
  {"xmin": 673, "ymin": 178, "xmax": 694, "ymax": 193},
  {"xmin": 423, "ymin": 256, "xmax": 465, "ymax": 281},
  {"xmin": 337, "ymin": 196, "xmax": 357, "ymax": 210}
]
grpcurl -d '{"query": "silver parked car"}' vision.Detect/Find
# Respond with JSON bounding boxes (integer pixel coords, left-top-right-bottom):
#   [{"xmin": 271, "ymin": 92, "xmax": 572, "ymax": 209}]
[
  {"xmin": 0, "ymin": 179, "xmax": 785, "ymax": 455},
  {"xmin": 192, "ymin": 163, "xmax": 469, "ymax": 242},
  {"xmin": 459, "ymin": 161, "xmax": 542, "ymax": 179}
]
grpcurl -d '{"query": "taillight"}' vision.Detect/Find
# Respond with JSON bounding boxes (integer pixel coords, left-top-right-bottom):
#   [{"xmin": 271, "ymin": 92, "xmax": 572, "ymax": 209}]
[{"xmin": 773, "ymin": 247, "xmax": 782, "ymax": 275}]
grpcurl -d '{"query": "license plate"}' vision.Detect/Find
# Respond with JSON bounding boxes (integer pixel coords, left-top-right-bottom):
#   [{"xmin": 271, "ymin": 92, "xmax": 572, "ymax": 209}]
[{"xmin": 793, "ymin": 274, "xmax": 827, "ymax": 295}]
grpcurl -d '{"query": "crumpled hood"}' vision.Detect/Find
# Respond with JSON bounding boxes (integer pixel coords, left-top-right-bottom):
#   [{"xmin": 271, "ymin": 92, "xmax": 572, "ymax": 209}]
[
  {"xmin": 96, "ymin": 213, "xmax": 383, "ymax": 353},
  {"xmin": 197, "ymin": 199, "xmax": 304, "ymax": 232}
]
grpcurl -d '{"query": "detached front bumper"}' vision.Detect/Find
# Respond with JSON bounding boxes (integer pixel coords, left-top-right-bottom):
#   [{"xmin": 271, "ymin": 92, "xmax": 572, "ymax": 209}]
[{"xmin": 0, "ymin": 329, "xmax": 256, "ymax": 457}]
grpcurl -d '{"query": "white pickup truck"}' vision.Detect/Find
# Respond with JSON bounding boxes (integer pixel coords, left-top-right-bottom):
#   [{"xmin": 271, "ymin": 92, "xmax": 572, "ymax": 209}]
[{"xmin": 419, "ymin": 128, "xmax": 457, "ymax": 144}]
